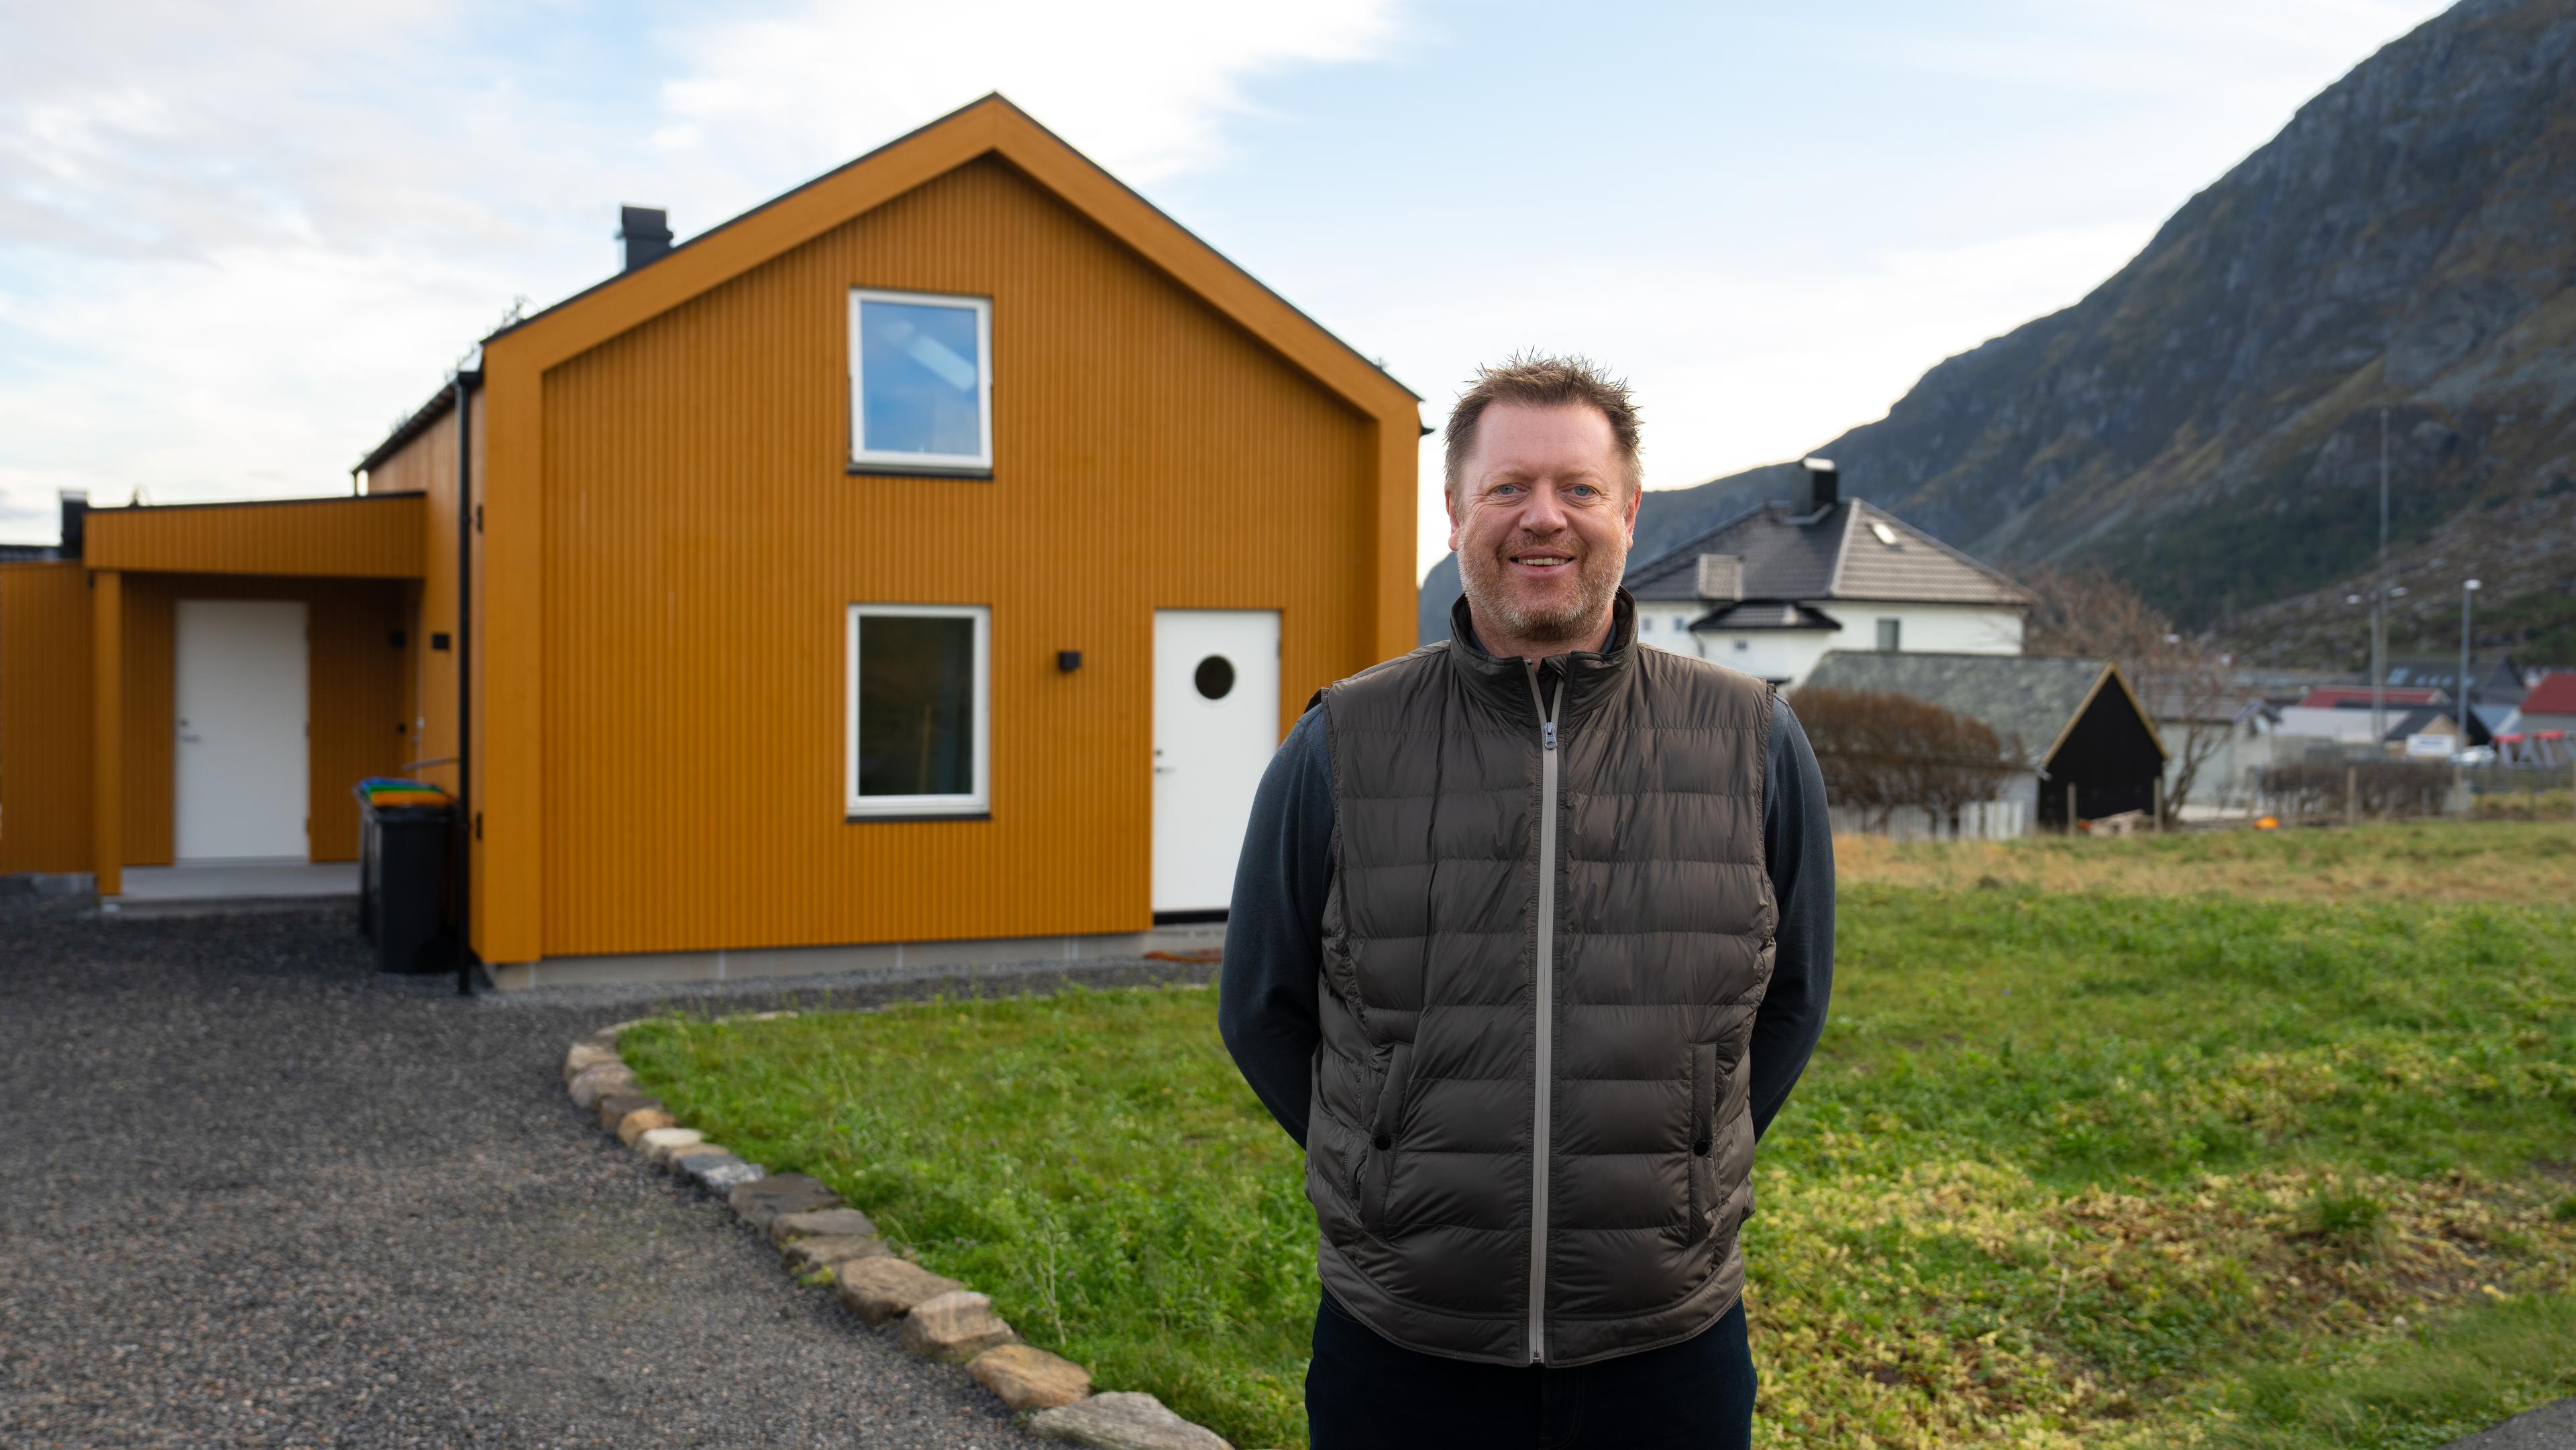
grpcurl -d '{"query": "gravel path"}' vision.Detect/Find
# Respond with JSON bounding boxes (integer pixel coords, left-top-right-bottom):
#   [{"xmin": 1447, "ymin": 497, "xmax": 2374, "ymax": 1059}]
[{"xmin": 0, "ymin": 901, "xmax": 1212, "ymax": 1449}]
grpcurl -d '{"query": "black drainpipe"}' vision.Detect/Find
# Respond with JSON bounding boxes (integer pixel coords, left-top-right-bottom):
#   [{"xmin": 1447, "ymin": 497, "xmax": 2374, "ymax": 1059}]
[{"xmin": 453, "ymin": 372, "xmax": 478, "ymax": 997}]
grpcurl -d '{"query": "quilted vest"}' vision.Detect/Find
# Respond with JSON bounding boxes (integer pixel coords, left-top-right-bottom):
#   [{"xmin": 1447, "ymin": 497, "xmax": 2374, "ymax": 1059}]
[{"xmin": 1305, "ymin": 590, "xmax": 1777, "ymax": 1367}]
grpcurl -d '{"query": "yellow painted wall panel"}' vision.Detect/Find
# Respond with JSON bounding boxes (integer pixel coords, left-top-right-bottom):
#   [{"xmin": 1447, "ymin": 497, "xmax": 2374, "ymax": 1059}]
[
  {"xmin": 0, "ymin": 563, "xmax": 95, "ymax": 873},
  {"xmin": 535, "ymin": 157, "xmax": 1379, "ymax": 956},
  {"xmin": 87, "ymin": 494, "xmax": 425, "ymax": 579},
  {"xmin": 364, "ymin": 401, "xmax": 472, "ymax": 801}
]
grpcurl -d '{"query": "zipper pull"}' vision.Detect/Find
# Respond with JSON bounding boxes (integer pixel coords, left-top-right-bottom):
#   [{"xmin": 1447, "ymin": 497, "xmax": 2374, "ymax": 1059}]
[{"xmin": 1543, "ymin": 720, "xmax": 1556, "ymax": 750}]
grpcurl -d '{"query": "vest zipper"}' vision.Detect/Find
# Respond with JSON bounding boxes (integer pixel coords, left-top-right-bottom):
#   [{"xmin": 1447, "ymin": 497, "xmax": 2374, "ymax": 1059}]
[{"xmin": 1524, "ymin": 667, "xmax": 1564, "ymax": 1364}]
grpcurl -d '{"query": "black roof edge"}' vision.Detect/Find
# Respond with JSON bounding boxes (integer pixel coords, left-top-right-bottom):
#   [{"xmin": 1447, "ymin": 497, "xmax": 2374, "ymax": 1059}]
[
  {"xmin": 354, "ymin": 371, "xmax": 482, "ymax": 478},
  {"xmin": 478, "ymin": 93, "xmax": 1421, "ymax": 403},
  {"xmin": 92, "ymin": 493, "xmax": 417, "ymax": 514}
]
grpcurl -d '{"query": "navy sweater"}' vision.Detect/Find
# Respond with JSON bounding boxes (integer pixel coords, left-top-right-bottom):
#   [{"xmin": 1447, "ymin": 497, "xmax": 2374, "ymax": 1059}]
[{"xmin": 1218, "ymin": 689, "xmax": 1835, "ymax": 1150}]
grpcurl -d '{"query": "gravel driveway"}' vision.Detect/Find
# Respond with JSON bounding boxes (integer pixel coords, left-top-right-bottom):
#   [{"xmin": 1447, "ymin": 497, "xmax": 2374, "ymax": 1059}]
[{"xmin": 0, "ymin": 901, "xmax": 1208, "ymax": 1449}]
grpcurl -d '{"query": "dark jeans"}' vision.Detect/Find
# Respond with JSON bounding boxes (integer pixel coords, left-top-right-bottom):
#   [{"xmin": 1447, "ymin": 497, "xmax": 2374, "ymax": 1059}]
[{"xmin": 1307, "ymin": 1290, "xmax": 1756, "ymax": 1450}]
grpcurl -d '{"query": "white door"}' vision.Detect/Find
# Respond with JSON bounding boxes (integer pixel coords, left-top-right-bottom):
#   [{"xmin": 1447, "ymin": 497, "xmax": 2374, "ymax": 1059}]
[
  {"xmin": 175, "ymin": 600, "xmax": 309, "ymax": 862},
  {"xmin": 1152, "ymin": 609, "xmax": 1281, "ymax": 915}
]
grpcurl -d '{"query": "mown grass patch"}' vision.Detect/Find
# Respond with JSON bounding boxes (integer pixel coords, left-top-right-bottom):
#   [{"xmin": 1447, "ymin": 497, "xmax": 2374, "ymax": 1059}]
[
  {"xmin": 622, "ymin": 885, "xmax": 2576, "ymax": 1449},
  {"xmin": 623, "ymin": 986, "xmax": 1313, "ymax": 1441}
]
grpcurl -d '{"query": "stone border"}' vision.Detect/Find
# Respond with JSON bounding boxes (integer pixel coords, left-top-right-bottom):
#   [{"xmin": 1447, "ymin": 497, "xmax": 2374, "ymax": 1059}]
[{"xmin": 567, "ymin": 1015, "xmax": 1237, "ymax": 1450}]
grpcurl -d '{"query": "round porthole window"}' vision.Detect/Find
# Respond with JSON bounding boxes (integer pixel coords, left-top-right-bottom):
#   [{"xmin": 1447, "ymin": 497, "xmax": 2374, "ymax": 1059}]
[{"xmin": 1194, "ymin": 655, "xmax": 1236, "ymax": 701}]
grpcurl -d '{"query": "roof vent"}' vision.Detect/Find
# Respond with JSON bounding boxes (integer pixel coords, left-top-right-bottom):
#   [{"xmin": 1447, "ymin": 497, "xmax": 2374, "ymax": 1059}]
[
  {"xmin": 1796, "ymin": 457, "xmax": 1839, "ymax": 517},
  {"xmin": 1695, "ymin": 553, "xmax": 1743, "ymax": 602},
  {"xmin": 617, "ymin": 206, "xmax": 673, "ymax": 272}
]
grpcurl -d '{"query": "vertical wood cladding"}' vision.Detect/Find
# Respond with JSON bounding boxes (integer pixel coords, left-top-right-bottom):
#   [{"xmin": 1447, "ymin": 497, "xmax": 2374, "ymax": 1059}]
[
  {"xmin": 117, "ymin": 575, "xmax": 407, "ymax": 864},
  {"xmin": 86, "ymin": 495, "xmax": 424, "ymax": 577},
  {"xmin": 0, "ymin": 563, "xmax": 95, "ymax": 873},
  {"xmin": 538, "ymin": 156, "xmax": 1375, "ymax": 956},
  {"xmin": 362, "ymin": 397, "xmax": 474, "ymax": 803}
]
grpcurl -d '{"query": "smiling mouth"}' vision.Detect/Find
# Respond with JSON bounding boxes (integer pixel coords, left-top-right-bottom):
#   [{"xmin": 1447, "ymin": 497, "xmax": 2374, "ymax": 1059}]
[{"xmin": 1509, "ymin": 552, "xmax": 1575, "ymax": 572}]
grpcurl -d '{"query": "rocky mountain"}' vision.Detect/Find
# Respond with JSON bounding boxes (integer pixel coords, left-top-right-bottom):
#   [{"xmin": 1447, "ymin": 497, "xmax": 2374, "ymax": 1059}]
[{"xmin": 1423, "ymin": 0, "xmax": 2576, "ymax": 665}]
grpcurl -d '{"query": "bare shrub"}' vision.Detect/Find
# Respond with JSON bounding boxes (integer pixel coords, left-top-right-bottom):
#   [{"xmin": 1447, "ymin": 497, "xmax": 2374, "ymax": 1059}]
[{"xmin": 1790, "ymin": 685, "xmax": 2015, "ymax": 834}]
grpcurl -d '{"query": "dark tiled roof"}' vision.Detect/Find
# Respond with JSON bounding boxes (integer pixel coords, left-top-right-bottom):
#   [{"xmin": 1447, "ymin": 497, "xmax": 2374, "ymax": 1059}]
[
  {"xmin": 1627, "ymin": 502, "xmax": 1840, "ymax": 602},
  {"xmin": 1687, "ymin": 600, "xmax": 1843, "ymax": 632},
  {"xmin": 1800, "ymin": 651, "xmax": 2118, "ymax": 767},
  {"xmin": 1625, "ymin": 500, "xmax": 2031, "ymax": 606},
  {"xmin": 0, "ymin": 544, "xmax": 59, "ymax": 563}
]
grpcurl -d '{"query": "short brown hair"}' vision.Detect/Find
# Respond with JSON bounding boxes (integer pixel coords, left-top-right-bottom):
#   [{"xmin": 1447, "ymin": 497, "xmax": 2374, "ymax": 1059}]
[{"xmin": 1442, "ymin": 353, "xmax": 1642, "ymax": 502}]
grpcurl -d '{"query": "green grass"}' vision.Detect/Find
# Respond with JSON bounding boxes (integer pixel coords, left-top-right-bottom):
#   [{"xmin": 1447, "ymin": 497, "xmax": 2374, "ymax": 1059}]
[
  {"xmin": 623, "ymin": 987, "xmax": 1315, "ymax": 1440},
  {"xmin": 2202, "ymin": 1292, "xmax": 2576, "ymax": 1450},
  {"xmin": 621, "ymin": 883, "xmax": 2576, "ymax": 1449}
]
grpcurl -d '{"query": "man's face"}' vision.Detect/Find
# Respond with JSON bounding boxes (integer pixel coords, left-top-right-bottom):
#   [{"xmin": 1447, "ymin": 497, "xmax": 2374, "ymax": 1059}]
[{"xmin": 1448, "ymin": 402, "xmax": 1640, "ymax": 652}]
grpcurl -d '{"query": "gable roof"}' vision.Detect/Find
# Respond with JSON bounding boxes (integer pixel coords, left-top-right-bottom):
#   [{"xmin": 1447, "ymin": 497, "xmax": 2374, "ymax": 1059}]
[
  {"xmin": 356, "ymin": 95, "xmax": 1419, "ymax": 473},
  {"xmin": 2521, "ymin": 671, "xmax": 2576, "ymax": 716},
  {"xmin": 1688, "ymin": 600, "xmax": 1843, "ymax": 632},
  {"xmin": 1800, "ymin": 650, "xmax": 2163, "ymax": 766},
  {"xmin": 1625, "ymin": 498, "xmax": 2031, "ymax": 607}
]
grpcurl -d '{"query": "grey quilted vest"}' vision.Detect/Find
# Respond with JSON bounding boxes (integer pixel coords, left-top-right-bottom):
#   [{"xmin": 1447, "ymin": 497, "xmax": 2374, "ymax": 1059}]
[{"xmin": 1306, "ymin": 590, "xmax": 1777, "ymax": 1367}]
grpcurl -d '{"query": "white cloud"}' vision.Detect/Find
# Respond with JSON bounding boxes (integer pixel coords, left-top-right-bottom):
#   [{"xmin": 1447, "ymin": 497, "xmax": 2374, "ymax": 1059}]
[
  {"xmin": 1396, "ymin": 221, "xmax": 2159, "ymax": 568},
  {"xmin": 0, "ymin": 0, "xmax": 1405, "ymax": 539},
  {"xmin": 655, "ymin": 0, "xmax": 1402, "ymax": 184}
]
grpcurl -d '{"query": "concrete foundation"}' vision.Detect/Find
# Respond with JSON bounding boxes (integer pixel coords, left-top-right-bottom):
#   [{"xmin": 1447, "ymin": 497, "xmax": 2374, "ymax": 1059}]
[
  {"xmin": 101, "ymin": 862, "xmax": 358, "ymax": 918},
  {"xmin": 484, "ymin": 922, "xmax": 1228, "ymax": 992}
]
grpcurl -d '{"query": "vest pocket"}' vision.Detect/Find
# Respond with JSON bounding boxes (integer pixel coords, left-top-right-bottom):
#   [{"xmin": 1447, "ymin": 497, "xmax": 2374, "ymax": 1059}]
[
  {"xmin": 1685, "ymin": 1042, "xmax": 1718, "ymax": 1245},
  {"xmin": 1356, "ymin": 1041, "xmax": 1414, "ymax": 1235}
]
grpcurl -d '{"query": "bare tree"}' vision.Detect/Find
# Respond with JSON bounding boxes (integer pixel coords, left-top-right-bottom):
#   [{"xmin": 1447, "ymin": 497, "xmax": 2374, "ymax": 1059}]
[
  {"xmin": 2021, "ymin": 565, "xmax": 2239, "ymax": 825},
  {"xmin": 1788, "ymin": 685, "xmax": 2016, "ymax": 835}
]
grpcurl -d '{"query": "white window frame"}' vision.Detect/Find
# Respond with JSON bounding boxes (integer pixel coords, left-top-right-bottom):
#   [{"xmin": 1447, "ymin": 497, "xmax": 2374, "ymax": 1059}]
[
  {"xmin": 848, "ymin": 288, "xmax": 995, "ymax": 473},
  {"xmin": 845, "ymin": 603, "xmax": 991, "ymax": 818}
]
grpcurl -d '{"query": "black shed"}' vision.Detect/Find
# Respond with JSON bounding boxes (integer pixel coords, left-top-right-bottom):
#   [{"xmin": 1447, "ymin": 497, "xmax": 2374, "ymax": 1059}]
[{"xmin": 1800, "ymin": 651, "xmax": 2169, "ymax": 831}]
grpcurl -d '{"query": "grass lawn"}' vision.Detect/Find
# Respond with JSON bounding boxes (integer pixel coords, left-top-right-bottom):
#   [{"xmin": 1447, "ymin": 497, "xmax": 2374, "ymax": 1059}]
[
  {"xmin": 1834, "ymin": 818, "xmax": 2575, "ymax": 904},
  {"xmin": 621, "ymin": 822, "xmax": 2576, "ymax": 1449}
]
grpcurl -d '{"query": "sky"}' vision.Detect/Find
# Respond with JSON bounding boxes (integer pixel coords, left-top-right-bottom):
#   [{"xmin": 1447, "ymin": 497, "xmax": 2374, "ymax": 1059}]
[{"xmin": 0, "ymin": 0, "xmax": 2455, "ymax": 577}]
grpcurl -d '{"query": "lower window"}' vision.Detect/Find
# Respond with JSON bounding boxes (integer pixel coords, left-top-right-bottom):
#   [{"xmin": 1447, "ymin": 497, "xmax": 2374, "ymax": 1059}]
[{"xmin": 847, "ymin": 604, "xmax": 990, "ymax": 816}]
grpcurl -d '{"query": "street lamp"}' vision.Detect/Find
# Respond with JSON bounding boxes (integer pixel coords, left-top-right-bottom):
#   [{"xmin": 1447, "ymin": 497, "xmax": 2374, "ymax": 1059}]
[{"xmin": 2461, "ymin": 579, "xmax": 2482, "ymax": 746}]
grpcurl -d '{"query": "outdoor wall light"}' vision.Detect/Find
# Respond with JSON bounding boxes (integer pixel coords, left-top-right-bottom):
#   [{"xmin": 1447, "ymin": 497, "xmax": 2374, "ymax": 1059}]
[{"xmin": 1057, "ymin": 651, "xmax": 1082, "ymax": 673}]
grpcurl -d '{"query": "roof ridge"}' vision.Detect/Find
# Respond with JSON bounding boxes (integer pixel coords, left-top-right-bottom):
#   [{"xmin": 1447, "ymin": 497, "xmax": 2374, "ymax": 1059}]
[{"xmin": 1823, "ymin": 500, "xmax": 1862, "ymax": 596}]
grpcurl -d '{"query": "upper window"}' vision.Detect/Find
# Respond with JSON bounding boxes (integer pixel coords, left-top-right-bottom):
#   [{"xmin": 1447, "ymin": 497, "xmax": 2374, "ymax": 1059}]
[
  {"xmin": 847, "ymin": 604, "xmax": 990, "ymax": 817},
  {"xmin": 1876, "ymin": 618, "xmax": 1902, "ymax": 651},
  {"xmin": 849, "ymin": 288, "xmax": 993, "ymax": 471}
]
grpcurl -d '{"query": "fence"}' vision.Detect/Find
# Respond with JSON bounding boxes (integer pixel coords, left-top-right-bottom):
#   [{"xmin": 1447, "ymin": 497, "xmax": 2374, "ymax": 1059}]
[
  {"xmin": 1829, "ymin": 798, "xmax": 2027, "ymax": 842},
  {"xmin": 2250, "ymin": 759, "xmax": 2576, "ymax": 825}
]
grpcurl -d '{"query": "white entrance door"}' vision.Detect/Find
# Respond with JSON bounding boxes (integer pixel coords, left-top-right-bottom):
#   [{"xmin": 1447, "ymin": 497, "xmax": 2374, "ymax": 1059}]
[
  {"xmin": 1152, "ymin": 609, "xmax": 1281, "ymax": 915},
  {"xmin": 175, "ymin": 599, "xmax": 309, "ymax": 862}
]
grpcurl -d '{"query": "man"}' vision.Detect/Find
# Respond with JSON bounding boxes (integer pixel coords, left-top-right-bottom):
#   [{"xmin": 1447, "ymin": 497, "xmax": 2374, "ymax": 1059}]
[{"xmin": 1219, "ymin": 355, "xmax": 1833, "ymax": 1449}]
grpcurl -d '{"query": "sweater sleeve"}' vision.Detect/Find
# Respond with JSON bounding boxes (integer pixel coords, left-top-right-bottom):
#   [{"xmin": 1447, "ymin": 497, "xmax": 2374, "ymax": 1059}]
[
  {"xmin": 1748, "ymin": 695, "xmax": 1835, "ymax": 1139},
  {"xmin": 1218, "ymin": 706, "xmax": 1336, "ymax": 1148}
]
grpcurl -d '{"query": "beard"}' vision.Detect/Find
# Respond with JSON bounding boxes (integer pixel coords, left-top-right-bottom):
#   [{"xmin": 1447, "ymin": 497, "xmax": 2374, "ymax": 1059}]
[{"xmin": 1458, "ymin": 537, "xmax": 1627, "ymax": 649}]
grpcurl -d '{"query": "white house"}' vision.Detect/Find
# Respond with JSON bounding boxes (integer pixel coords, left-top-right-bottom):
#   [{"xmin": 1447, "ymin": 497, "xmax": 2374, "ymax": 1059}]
[{"xmin": 1623, "ymin": 460, "xmax": 2031, "ymax": 686}]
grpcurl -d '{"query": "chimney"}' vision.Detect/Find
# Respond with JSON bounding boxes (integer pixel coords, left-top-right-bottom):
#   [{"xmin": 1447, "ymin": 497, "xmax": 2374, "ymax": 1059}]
[
  {"xmin": 617, "ymin": 206, "xmax": 673, "ymax": 272},
  {"xmin": 1796, "ymin": 457, "xmax": 1839, "ymax": 516},
  {"xmin": 58, "ymin": 490, "xmax": 88, "ymax": 559},
  {"xmin": 1695, "ymin": 553, "xmax": 1743, "ymax": 602}
]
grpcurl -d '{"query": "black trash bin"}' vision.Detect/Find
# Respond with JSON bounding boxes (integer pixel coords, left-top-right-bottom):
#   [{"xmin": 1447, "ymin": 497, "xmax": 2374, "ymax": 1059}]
[{"xmin": 355, "ymin": 784, "xmax": 453, "ymax": 974}]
